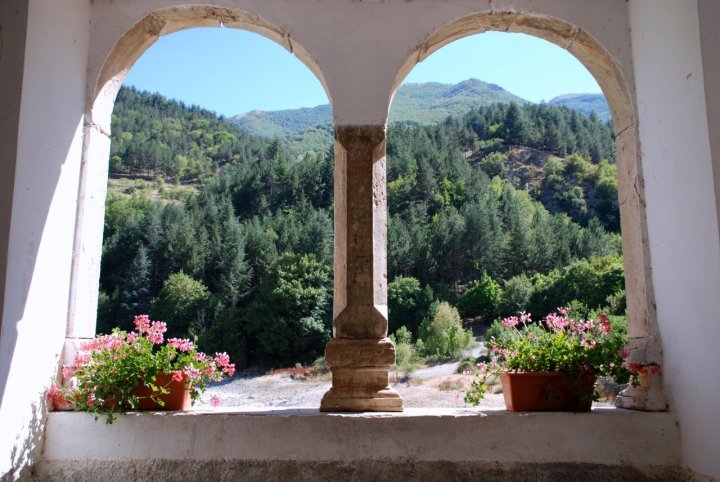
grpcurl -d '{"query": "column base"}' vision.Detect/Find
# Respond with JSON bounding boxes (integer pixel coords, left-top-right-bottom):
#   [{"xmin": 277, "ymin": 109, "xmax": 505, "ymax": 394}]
[
  {"xmin": 320, "ymin": 338, "xmax": 404, "ymax": 412},
  {"xmin": 320, "ymin": 387, "xmax": 403, "ymax": 412},
  {"xmin": 614, "ymin": 338, "xmax": 668, "ymax": 411},
  {"xmin": 615, "ymin": 377, "xmax": 668, "ymax": 411}
]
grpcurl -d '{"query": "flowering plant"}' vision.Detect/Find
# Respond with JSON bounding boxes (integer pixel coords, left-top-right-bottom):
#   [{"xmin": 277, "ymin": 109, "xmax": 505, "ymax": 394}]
[
  {"xmin": 48, "ymin": 315, "xmax": 234, "ymax": 423},
  {"xmin": 465, "ymin": 308, "xmax": 654, "ymax": 406}
]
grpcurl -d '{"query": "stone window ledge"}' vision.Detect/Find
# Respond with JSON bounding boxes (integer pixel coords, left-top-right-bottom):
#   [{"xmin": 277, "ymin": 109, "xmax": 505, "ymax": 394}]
[{"xmin": 42, "ymin": 408, "xmax": 681, "ymax": 472}]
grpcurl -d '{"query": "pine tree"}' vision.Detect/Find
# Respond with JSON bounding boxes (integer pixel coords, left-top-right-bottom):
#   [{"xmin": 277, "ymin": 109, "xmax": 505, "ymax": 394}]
[{"xmin": 117, "ymin": 244, "xmax": 153, "ymax": 328}]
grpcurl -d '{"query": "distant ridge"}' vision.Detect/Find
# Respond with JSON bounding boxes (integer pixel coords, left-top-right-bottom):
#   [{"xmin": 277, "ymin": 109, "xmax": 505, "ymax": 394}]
[
  {"xmin": 548, "ymin": 93, "xmax": 610, "ymax": 121},
  {"xmin": 387, "ymin": 78, "xmax": 527, "ymax": 125},
  {"xmin": 231, "ymin": 78, "xmax": 527, "ymax": 138},
  {"xmin": 232, "ymin": 104, "xmax": 332, "ymax": 139},
  {"xmin": 230, "ymin": 80, "xmax": 611, "ymax": 156}
]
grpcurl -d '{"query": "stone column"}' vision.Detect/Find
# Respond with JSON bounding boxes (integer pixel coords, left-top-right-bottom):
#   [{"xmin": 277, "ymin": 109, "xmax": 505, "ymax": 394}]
[
  {"xmin": 62, "ymin": 120, "xmax": 111, "ymax": 373},
  {"xmin": 320, "ymin": 125, "xmax": 403, "ymax": 412},
  {"xmin": 612, "ymin": 128, "xmax": 667, "ymax": 412}
]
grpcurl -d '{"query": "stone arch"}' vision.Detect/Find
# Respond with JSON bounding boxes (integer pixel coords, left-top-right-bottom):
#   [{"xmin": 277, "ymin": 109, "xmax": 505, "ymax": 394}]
[
  {"xmin": 91, "ymin": 5, "xmax": 330, "ymax": 132},
  {"xmin": 390, "ymin": 11, "xmax": 666, "ymax": 411},
  {"xmin": 66, "ymin": 5, "xmax": 331, "ymax": 345}
]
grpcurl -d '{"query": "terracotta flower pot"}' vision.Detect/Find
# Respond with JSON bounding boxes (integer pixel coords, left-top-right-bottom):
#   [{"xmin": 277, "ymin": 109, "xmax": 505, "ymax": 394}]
[
  {"xmin": 132, "ymin": 372, "xmax": 191, "ymax": 411},
  {"xmin": 500, "ymin": 371, "xmax": 595, "ymax": 412}
]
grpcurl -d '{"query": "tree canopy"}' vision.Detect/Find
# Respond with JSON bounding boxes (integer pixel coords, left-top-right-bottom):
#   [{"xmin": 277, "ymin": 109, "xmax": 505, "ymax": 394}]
[{"xmin": 99, "ymin": 87, "xmax": 623, "ymax": 369}]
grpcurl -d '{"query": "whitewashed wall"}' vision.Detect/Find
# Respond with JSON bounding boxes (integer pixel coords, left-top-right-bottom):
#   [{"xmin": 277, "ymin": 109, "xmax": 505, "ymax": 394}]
[
  {"xmin": 0, "ymin": 0, "xmax": 90, "ymax": 478},
  {"xmin": 630, "ymin": 0, "xmax": 720, "ymax": 478},
  {"xmin": 1, "ymin": 0, "xmax": 720, "ymax": 479}
]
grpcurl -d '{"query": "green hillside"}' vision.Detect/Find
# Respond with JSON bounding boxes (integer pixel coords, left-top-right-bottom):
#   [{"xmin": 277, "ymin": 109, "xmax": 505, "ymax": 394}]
[
  {"xmin": 103, "ymin": 86, "xmax": 622, "ymax": 368},
  {"xmin": 389, "ymin": 79, "xmax": 527, "ymax": 124},
  {"xmin": 232, "ymin": 80, "xmax": 611, "ymax": 158},
  {"xmin": 232, "ymin": 79, "xmax": 526, "ymax": 137},
  {"xmin": 548, "ymin": 93, "xmax": 610, "ymax": 121},
  {"xmin": 232, "ymin": 104, "xmax": 332, "ymax": 139},
  {"xmin": 232, "ymin": 79, "xmax": 529, "ymax": 157}
]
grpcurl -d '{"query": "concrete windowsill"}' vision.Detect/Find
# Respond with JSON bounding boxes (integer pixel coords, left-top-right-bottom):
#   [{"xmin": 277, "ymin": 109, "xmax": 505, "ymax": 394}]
[{"xmin": 43, "ymin": 407, "xmax": 681, "ymax": 466}]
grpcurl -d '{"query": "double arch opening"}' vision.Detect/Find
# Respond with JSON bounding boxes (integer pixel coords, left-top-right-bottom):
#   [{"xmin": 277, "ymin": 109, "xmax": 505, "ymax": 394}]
[{"xmin": 76, "ymin": 5, "xmax": 665, "ymax": 411}]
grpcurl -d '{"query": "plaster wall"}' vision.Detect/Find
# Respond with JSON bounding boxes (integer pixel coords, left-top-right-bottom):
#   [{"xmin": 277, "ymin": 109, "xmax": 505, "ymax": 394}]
[
  {"xmin": 698, "ymin": 0, "xmax": 720, "ymax": 240},
  {"xmin": 629, "ymin": 0, "xmax": 720, "ymax": 478},
  {"xmin": 0, "ymin": 2, "xmax": 28, "ymax": 363},
  {"xmin": 2, "ymin": 0, "xmax": 719, "ymax": 479},
  {"xmin": 0, "ymin": 0, "xmax": 90, "ymax": 479}
]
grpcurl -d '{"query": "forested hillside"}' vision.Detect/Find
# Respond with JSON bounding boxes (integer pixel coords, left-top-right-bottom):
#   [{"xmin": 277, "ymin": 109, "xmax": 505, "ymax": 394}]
[
  {"xmin": 233, "ymin": 104, "xmax": 332, "ymax": 138},
  {"xmin": 100, "ymin": 86, "xmax": 624, "ymax": 369},
  {"xmin": 548, "ymin": 93, "xmax": 611, "ymax": 121},
  {"xmin": 232, "ymin": 79, "xmax": 526, "ymax": 138},
  {"xmin": 110, "ymin": 86, "xmax": 269, "ymax": 180}
]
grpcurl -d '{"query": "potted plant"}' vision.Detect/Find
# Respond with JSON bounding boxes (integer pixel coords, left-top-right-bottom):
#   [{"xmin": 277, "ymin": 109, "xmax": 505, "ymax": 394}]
[
  {"xmin": 47, "ymin": 314, "xmax": 235, "ymax": 423},
  {"xmin": 464, "ymin": 308, "xmax": 656, "ymax": 411}
]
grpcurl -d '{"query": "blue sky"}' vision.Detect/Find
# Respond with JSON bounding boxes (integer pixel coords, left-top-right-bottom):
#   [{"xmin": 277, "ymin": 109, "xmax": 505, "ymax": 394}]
[{"xmin": 124, "ymin": 28, "xmax": 602, "ymax": 117}]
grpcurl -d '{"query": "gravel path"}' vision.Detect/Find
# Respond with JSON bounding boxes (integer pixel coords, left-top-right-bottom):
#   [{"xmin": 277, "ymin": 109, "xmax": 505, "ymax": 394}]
[
  {"xmin": 410, "ymin": 342, "xmax": 485, "ymax": 379},
  {"xmin": 198, "ymin": 340, "xmax": 498, "ymax": 410},
  {"xmin": 197, "ymin": 336, "xmax": 615, "ymax": 410}
]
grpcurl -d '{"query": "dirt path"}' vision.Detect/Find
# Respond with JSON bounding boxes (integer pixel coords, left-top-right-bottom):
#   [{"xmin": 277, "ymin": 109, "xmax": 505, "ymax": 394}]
[
  {"xmin": 410, "ymin": 343, "xmax": 485, "ymax": 380},
  {"xmin": 198, "ymin": 334, "xmax": 616, "ymax": 410},
  {"xmin": 198, "ymin": 342, "xmax": 506, "ymax": 410}
]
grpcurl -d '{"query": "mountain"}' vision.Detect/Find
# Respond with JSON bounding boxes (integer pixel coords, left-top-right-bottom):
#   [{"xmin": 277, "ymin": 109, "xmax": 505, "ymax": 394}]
[
  {"xmin": 548, "ymin": 93, "xmax": 610, "ymax": 121},
  {"xmin": 231, "ymin": 81, "xmax": 611, "ymax": 157},
  {"xmin": 233, "ymin": 104, "xmax": 332, "ymax": 139},
  {"xmin": 232, "ymin": 79, "xmax": 527, "ymax": 138},
  {"xmin": 388, "ymin": 79, "xmax": 527, "ymax": 124}
]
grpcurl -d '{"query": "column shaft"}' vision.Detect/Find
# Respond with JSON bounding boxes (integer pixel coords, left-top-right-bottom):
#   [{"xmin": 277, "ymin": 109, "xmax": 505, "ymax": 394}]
[{"xmin": 320, "ymin": 125, "xmax": 402, "ymax": 412}]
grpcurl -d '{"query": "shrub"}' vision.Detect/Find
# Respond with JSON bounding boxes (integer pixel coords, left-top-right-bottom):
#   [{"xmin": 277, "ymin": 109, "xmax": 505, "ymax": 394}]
[
  {"xmin": 604, "ymin": 289, "xmax": 627, "ymax": 316},
  {"xmin": 388, "ymin": 276, "xmax": 432, "ymax": 337},
  {"xmin": 437, "ymin": 378, "xmax": 464, "ymax": 392},
  {"xmin": 390, "ymin": 326, "xmax": 418, "ymax": 372},
  {"xmin": 499, "ymin": 274, "xmax": 533, "ymax": 317},
  {"xmin": 457, "ymin": 274, "xmax": 502, "ymax": 320},
  {"xmin": 478, "ymin": 151, "xmax": 508, "ymax": 179},
  {"xmin": 421, "ymin": 302, "xmax": 474, "ymax": 360},
  {"xmin": 485, "ymin": 318, "xmax": 504, "ymax": 344},
  {"xmin": 153, "ymin": 272, "xmax": 211, "ymax": 337},
  {"xmin": 244, "ymin": 252, "xmax": 331, "ymax": 366},
  {"xmin": 566, "ymin": 299, "xmax": 591, "ymax": 320},
  {"xmin": 457, "ymin": 356, "xmax": 478, "ymax": 374},
  {"xmin": 528, "ymin": 256, "xmax": 624, "ymax": 317}
]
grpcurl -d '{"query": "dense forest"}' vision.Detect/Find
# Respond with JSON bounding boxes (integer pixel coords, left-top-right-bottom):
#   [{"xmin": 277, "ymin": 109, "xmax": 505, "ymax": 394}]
[{"xmin": 99, "ymin": 86, "xmax": 625, "ymax": 369}]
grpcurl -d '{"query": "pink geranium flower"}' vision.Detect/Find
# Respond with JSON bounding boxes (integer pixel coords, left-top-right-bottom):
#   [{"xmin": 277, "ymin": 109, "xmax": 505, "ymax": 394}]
[
  {"xmin": 215, "ymin": 352, "xmax": 231, "ymax": 366},
  {"xmin": 147, "ymin": 321, "xmax": 167, "ymax": 344},
  {"xmin": 465, "ymin": 306, "xmax": 648, "ymax": 407},
  {"xmin": 581, "ymin": 339, "xmax": 597, "ymax": 349},
  {"xmin": 47, "ymin": 385, "xmax": 68, "ymax": 409},
  {"xmin": 168, "ymin": 338, "xmax": 194, "ymax": 352},
  {"xmin": 61, "ymin": 365, "xmax": 74, "ymax": 380},
  {"xmin": 545, "ymin": 313, "xmax": 569, "ymax": 331},
  {"xmin": 134, "ymin": 315, "xmax": 150, "ymax": 334},
  {"xmin": 598, "ymin": 312, "xmax": 612, "ymax": 335},
  {"xmin": 502, "ymin": 316, "xmax": 520, "ymax": 328},
  {"xmin": 50, "ymin": 314, "xmax": 235, "ymax": 422}
]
